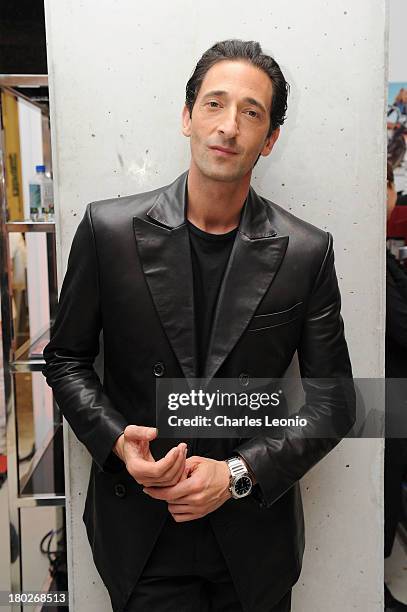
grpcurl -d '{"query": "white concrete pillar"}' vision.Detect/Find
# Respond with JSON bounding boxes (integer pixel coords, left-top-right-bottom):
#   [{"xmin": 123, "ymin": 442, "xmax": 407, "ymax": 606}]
[{"xmin": 44, "ymin": 1, "xmax": 386, "ymax": 609}]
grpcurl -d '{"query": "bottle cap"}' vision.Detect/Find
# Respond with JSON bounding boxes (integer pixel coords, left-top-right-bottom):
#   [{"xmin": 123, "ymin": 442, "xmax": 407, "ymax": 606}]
[{"xmin": 35, "ymin": 165, "xmax": 46, "ymax": 173}]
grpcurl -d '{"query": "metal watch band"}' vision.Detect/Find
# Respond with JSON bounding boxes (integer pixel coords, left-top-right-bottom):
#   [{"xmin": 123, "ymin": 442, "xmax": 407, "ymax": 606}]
[{"xmin": 226, "ymin": 456, "xmax": 249, "ymax": 478}]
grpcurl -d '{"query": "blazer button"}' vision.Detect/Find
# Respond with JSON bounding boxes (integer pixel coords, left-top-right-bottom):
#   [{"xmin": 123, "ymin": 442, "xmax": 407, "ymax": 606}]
[
  {"xmin": 114, "ymin": 483, "xmax": 126, "ymax": 498},
  {"xmin": 239, "ymin": 372, "xmax": 250, "ymax": 386},
  {"xmin": 153, "ymin": 361, "xmax": 165, "ymax": 377}
]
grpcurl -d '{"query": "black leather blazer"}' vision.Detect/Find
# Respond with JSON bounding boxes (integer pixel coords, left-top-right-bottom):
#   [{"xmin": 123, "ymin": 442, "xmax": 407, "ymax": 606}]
[{"xmin": 42, "ymin": 171, "xmax": 355, "ymax": 612}]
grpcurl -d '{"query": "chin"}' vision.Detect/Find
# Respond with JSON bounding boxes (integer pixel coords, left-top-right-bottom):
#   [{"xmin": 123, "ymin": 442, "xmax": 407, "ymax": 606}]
[{"xmin": 196, "ymin": 161, "xmax": 248, "ymax": 183}]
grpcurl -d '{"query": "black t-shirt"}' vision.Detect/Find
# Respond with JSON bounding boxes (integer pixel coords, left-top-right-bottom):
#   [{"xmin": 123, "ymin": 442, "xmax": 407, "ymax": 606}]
[{"xmin": 187, "ymin": 220, "xmax": 238, "ymax": 377}]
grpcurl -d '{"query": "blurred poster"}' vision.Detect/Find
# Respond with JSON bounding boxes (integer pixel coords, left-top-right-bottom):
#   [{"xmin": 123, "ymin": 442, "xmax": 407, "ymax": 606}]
[
  {"xmin": 388, "ymin": 82, "xmax": 407, "ymax": 193},
  {"xmin": 1, "ymin": 91, "xmax": 24, "ymax": 220}
]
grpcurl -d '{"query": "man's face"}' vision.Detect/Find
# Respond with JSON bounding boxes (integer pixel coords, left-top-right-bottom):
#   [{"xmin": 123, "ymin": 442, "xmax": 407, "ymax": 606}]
[{"xmin": 182, "ymin": 60, "xmax": 280, "ymax": 183}]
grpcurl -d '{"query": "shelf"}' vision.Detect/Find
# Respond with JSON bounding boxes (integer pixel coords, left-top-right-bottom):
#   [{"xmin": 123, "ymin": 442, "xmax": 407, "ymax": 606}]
[
  {"xmin": 11, "ymin": 326, "xmax": 50, "ymax": 372},
  {"xmin": 6, "ymin": 221, "xmax": 55, "ymax": 233},
  {"xmin": 0, "ymin": 75, "xmax": 48, "ymax": 87},
  {"xmin": 1, "ymin": 78, "xmax": 63, "ymax": 604},
  {"xmin": 16, "ymin": 495, "xmax": 65, "ymax": 508},
  {"xmin": 19, "ymin": 423, "xmax": 65, "ymax": 500}
]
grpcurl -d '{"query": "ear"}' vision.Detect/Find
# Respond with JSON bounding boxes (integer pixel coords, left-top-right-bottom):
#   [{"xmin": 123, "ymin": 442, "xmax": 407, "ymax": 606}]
[
  {"xmin": 182, "ymin": 104, "xmax": 192, "ymax": 137},
  {"xmin": 260, "ymin": 127, "xmax": 280, "ymax": 158}
]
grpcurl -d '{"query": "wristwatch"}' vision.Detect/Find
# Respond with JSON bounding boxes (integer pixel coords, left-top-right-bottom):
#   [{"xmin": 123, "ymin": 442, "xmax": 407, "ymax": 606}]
[{"xmin": 225, "ymin": 456, "xmax": 253, "ymax": 499}]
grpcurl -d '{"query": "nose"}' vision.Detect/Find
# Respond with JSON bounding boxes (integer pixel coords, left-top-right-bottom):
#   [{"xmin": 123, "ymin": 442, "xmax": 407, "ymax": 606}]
[{"xmin": 217, "ymin": 107, "xmax": 239, "ymax": 139}]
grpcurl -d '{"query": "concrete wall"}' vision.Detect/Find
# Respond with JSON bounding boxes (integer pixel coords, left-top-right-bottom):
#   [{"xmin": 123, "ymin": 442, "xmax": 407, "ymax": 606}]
[{"xmin": 44, "ymin": 1, "xmax": 387, "ymax": 609}]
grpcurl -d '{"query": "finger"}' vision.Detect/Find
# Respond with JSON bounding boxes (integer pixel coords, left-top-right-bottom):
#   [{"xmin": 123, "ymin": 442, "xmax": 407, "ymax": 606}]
[
  {"xmin": 143, "ymin": 475, "xmax": 197, "ymax": 500},
  {"xmin": 125, "ymin": 425, "xmax": 157, "ymax": 442},
  {"xmin": 140, "ymin": 451, "xmax": 188, "ymax": 486},
  {"xmin": 146, "ymin": 453, "xmax": 187, "ymax": 487},
  {"xmin": 153, "ymin": 443, "xmax": 186, "ymax": 478},
  {"xmin": 139, "ymin": 450, "xmax": 183, "ymax": 485},
  {"xmin": 156, "ymin": 444, "xmax": 187, "ymax": 484},
  {"xmin": 165, "ymin": 492, "xmax": 201, "ymax": 505},
  {"xmin": 180, "ymin": 466, "xmax": 190, "ymax": 481},
  {"xmin": 132, "ymin": 446, "xmax": 181, "ymax": 480},
  {"xmin": 139, "ymin": 467, "xmax": 184, "ymax": 487},
  {"xmin": 168, "ymin": 504, "xmax": 195, "ymax": 514},
  {"xmin": 172, "ymin": 455, "xmax": 189, "ymax": 483},
  {"xmin": 185, "ymin": 456, "xmax": 203, "ymax": 467},
  {"xmin": 148, "ymin": 444, "xmax": 186, "ymax": 478}
]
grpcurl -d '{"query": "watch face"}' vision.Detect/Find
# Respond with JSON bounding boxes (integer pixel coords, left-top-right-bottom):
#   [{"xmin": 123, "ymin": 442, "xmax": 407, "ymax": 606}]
[{"xmin": 234, "ymin": 475, "xmax": 252, "ymax": 497}]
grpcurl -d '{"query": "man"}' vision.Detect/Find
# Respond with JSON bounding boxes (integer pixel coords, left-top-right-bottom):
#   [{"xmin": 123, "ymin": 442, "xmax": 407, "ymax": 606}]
[{"xmin": 42, "ymin": 39, "xmax": 355, "ymax": 612}]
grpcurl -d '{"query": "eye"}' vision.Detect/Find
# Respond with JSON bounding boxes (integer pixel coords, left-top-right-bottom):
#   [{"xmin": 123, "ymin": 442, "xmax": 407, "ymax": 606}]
[
  {"xmin": 245, "ymin": 109, "xmax": 259, "ymax": 118},
  {"xmin": 207, "ymin": 100, "xmax": 220, "ymax": 108}
]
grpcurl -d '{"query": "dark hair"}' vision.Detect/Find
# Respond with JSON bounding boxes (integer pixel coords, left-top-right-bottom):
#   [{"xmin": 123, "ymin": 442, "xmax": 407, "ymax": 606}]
[
  {"xmin": 185, "ymin": 39, "xmax": 289, "ymax": 137},
  {"xmin": 387, "ymin": 160, "xmax": 394, "ymax": 185}
]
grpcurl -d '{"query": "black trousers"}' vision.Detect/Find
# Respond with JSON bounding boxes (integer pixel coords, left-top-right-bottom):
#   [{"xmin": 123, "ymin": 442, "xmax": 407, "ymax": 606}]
[{"xmin": 124, "ymin": 514, "xmax": 292, "ymax": 612}]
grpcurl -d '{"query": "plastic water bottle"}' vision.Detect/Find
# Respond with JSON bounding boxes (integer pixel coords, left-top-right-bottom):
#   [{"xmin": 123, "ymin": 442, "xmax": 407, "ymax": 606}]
[
  {"xmin": 29, "ymin": 165, "xmax": 54, "ymax": 221},
  {"xmin": 43, "ymin": 170, "xmax": 54, "ymax": 221},
  {"xmin": 29, "ymin": 165, "xmax": 44, "ymax": 221}
]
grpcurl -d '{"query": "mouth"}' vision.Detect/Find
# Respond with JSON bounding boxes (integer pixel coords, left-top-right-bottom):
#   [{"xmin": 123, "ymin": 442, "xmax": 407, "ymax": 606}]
[{"xmin": 209, "ymin": 146, "xmax": 237, "ymax": 156}]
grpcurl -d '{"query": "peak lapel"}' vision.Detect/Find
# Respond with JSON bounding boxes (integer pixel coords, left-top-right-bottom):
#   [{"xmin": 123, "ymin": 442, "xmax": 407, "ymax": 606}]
[
  {"xmin": 132, "ymin": 172, "xmax": 289, "ymax": 384},
  {"xmin": 202, "ymin": 187, "xmax": 289, "ymax": 381},
  {"xmin": 132, "ymin": 172, "xmax": 197, "ymax": 379}
]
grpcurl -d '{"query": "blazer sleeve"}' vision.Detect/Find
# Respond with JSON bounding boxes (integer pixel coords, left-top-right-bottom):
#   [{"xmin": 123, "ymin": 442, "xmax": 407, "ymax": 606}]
[
  {"xmin": 233, "ymin": 231, "xmax": 356, "ymax": 508},
  {"xmin": 42, "ymin": 203, "xmax": 128, "ymax": 473}
]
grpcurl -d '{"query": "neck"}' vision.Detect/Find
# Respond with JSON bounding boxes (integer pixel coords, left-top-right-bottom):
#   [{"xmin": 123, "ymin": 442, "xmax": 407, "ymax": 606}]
[{"xmin": 186, "ymin": 163, "xmax": 251, "ymax": 234}]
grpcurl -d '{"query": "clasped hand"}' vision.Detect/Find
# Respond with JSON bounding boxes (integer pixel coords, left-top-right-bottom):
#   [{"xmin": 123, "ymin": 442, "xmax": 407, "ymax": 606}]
[{"xmin": 115, "ymin": 425, "xmax": 231, "ymax": 521}]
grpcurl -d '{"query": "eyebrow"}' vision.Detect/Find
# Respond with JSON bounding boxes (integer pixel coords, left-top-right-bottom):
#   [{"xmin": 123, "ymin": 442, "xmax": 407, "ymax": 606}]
[{"xmin": 201, "ymin": 90, "xmax": 268, "ymax": 114}]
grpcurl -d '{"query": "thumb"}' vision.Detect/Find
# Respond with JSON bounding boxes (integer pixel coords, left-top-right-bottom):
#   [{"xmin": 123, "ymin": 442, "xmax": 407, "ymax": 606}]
[
  {"xmin": 185, "ymin": 455, "xmax": 203, "ymax": 469},
  {"xmin": 125, "ymin": 425, "xmax": 158, "ymax": 442}
]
